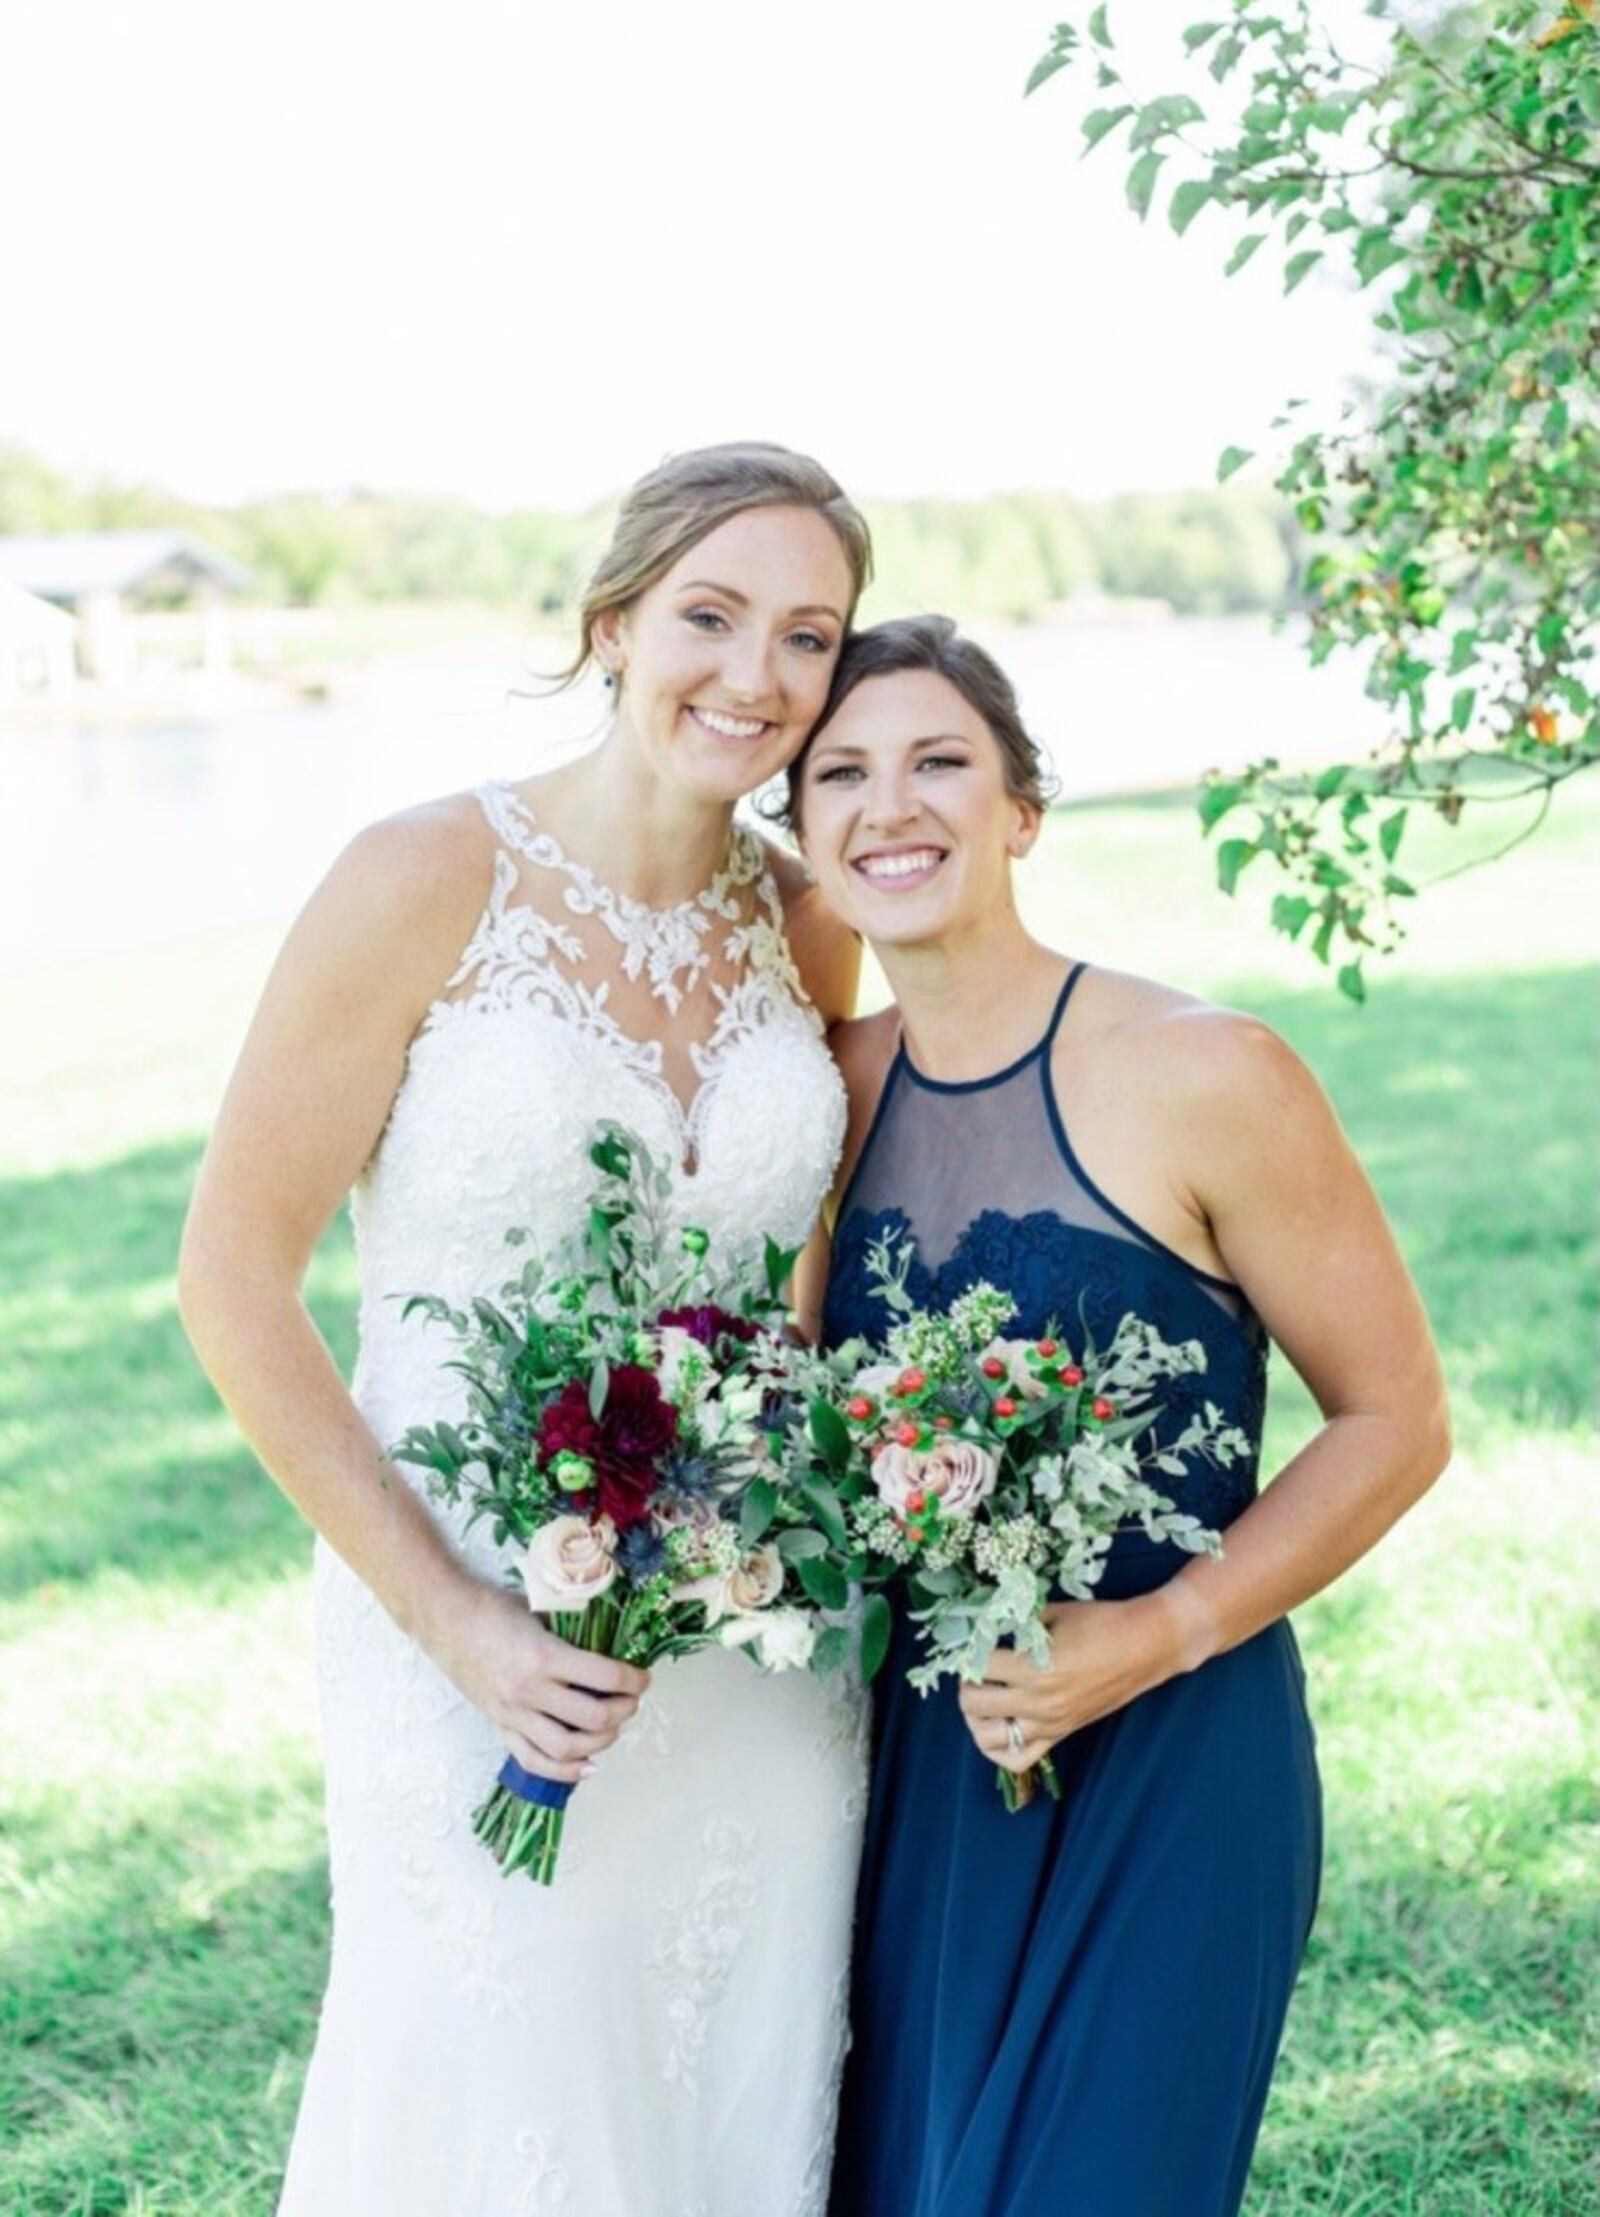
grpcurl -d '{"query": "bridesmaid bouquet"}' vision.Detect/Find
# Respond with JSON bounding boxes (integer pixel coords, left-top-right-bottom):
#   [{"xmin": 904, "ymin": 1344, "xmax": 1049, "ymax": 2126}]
[
  {"xmin": 390, "ymin": 1126, "xmax": 884, "ymax": 1883},
  {"xmin": 828, "ymin": 1230, "xmax": 1250, "ymax": 1810}
]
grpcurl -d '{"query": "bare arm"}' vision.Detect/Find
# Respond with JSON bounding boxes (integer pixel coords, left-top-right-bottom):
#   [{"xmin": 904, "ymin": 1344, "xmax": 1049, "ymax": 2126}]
[
  {"xmin": 178, "ymin": 805, "xmax": 646, "ymax": 1782},
  {"xmin": 965, "ymin": 1016, "xmax": 1451, "ymax": 1768}
]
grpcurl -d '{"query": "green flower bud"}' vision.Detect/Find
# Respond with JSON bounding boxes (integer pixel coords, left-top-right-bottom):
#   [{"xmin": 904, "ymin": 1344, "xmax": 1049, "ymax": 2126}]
[
  {"xmin": 681, "ymin": 1226, "xmax": 711, "ymax": 1258},
  {"xmin": 550, "ymin": 1452, "xmax": 595, "ymax": 1494}
]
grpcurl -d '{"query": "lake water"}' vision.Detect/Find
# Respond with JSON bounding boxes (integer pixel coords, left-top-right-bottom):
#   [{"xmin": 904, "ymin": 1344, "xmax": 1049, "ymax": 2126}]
[{"xmin": 0, "ymin": 614, "xmax": 1383, "ymax": 972}]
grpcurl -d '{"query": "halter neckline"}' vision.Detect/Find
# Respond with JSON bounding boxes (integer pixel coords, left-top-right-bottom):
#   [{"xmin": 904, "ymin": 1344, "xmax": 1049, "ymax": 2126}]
[{"xmin": 898, "ymin": 963, "xmax": 1087, "ymax": 1095}]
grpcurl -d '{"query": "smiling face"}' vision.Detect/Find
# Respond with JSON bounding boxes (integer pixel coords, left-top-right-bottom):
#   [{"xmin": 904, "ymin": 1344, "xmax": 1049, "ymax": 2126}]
[
  {"xmin": 593, "ymin": 504, "xmax": 854, "ymax": 804},
  {"xmin": 797, "ymin": 668, "xmax": 1042, "ymax": 950}
]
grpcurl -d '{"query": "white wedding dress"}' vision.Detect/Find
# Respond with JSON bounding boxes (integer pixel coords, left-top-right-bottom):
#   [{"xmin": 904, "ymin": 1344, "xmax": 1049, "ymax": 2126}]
[{"xmin": 279, "ymin": 781, "xmax": 867, "ymax": 2217}]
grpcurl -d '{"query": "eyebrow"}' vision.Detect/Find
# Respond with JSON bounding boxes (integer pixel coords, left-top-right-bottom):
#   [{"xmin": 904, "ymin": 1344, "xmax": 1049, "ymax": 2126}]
[
  {"xmin": 677, "ymin": 579, "xmax": 845, "ymax": 622},
  {"xmin": 807, "ymin": 733, "xmax": 976, "ymax": 759}
]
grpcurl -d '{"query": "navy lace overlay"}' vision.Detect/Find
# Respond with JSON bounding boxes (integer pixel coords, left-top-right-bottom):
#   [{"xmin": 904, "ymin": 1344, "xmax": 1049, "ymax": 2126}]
[{"xmin": 824, "ymin": 1202, "xmax": 1265, "ymax": 1532}]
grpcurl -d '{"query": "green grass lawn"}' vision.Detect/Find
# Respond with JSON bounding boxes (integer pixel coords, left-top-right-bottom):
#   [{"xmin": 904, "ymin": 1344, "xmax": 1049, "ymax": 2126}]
[{"xmin": 1, "ymin": 783, "xmax": 1595, "ymax": 2214}]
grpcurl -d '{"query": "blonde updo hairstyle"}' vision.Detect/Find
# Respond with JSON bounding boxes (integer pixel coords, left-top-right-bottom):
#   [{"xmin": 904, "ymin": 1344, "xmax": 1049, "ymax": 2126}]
[{"xmin": 554, "ymin": 441, "xmax": 874, "ymax": 693}]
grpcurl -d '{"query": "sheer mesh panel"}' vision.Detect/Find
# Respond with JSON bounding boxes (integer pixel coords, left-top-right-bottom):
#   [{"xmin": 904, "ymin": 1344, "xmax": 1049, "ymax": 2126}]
[{"xmin": 846, "ymin": 1035, "xmax": 1243, "ymax": 1324}]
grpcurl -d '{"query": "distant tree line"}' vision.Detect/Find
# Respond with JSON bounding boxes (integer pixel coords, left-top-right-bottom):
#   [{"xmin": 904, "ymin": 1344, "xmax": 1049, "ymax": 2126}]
[{"xmin": 0, "ymin": 442, "xmax": 1298, "ymax": 623}]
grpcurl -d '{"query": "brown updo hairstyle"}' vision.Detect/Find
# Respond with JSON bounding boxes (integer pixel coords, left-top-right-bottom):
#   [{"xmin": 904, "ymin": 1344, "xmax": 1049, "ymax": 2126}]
[
  {"xmin": 778, "ymin": 613, "xmax": 1056, "ymax": 831},
  {"xmin": 552, "ymin": 441, "xmax": 874, "ymax": 691}
]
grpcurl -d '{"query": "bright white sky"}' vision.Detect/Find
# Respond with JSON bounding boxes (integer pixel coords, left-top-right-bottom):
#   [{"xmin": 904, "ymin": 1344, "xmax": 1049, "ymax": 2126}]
[{"xmin": 5, "ymin": 0, "xmax": 1380, "ymax": 511}]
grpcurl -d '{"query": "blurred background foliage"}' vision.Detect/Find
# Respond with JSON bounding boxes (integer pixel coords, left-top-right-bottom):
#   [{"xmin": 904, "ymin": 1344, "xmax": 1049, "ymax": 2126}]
[{"xmin": 0, "ymin": 440, "xmax": 1299, "ymax": 623}]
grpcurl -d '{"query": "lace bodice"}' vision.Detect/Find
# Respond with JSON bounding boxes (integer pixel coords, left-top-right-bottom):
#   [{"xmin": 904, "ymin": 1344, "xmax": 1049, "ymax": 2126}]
[{"xmin": 350, "ymin": 781, "xmax": 848, "ymax": 1526}]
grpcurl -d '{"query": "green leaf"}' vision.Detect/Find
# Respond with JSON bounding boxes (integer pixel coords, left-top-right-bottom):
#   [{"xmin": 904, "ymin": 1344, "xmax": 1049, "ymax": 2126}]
[
  {"xmin": 1125, "ymin": 148, "xmax": 1165, "ymax": 219},
  {"xmin": 1169, "ymin": 178, "xmax": 1213, "ymax": 236},
  {"xmin": 1450, "ymin": 687, "xmax": 1476, "ymax": 734},
  {"xmin": 1130, "ymin": 93, "xmax": 1205, "ymax": 148},
  {"xmin": 859, "ymin": 1592, "xmax": 894, "ymax": 1684},
  {"xmin": 739, "ymin": 1477, "xmax": 778, "ymax": 1547},
  {"xmin": 776, "ymin": 1526, "xmax": 828, "ymax": 1563},
  {"xmin": 1088, "ymin": 2, "xmax": 1112, "ymax": 47},
  {"xmin": 1080, "ymin": 102, "xmax": 1135, "ymax": 153},
  {"xmin": 800, "ymin": 1478, "xmax": 850, "ymax": 1550},
  {"xmin": 1314, "ymin": 764, "xmax": 1347, "ymax": 801},
  {"xmin": 1025, "ymin": 48, "xmax": 1074, "ymax": 97},
  {"xmin": 1198, "ymin": 776, "xmax": 1246, "ymax": 830},
  {"xmin": 1208, "ymin": 32, "xmax": 1244, "ymax": 79},
  {"xmin": 1378, "ymin": 809, "xmax": 1407, "ymax": 862},
  {"xmin": 1215, "ymin": 837, "xmax": 1258, "ymax": 895},
  {"xmin": 1182, "ymin": 19, "xmax": 1223, "ymax": 50},
  {"xmin": 1354, "ymin": 229, "xmax": 1407, "ymax": 287},
  {"xmin": 798, "ymin": 1555, "xmax": 849, "ymax": 1612},
  {"xmin": 809, "ymin": 1625, "xmax": 850, "ymax": 1676},
  {"xmin": 1224, "ymin": 231, "xmax": 1266, "ymax": 275},
  {"xmin": 1283, "ymin": 249, "xmax": 1323, "ymax": 295},
  {"xmin": 1216, "ymin": 444, "xmax": 1253, "ymax": 483},
  {"xmin": 1271, "ymin": 894, "xmax": 1314, "ymax": 940},
  {"xmin": 1448, "ymin": 628, "xmax": 1478, "ymax": 676},
  {"xmin": 587, "ymin": 1358, "xmax": 610, "ymax": 1422},
  {"xmin": 808, "ymin": 1397, "xmax": 852, "ymax": 1473},
  {"xmin": 1337, "ymin": 962, "xmax": 1367, "ymax": 1006}
]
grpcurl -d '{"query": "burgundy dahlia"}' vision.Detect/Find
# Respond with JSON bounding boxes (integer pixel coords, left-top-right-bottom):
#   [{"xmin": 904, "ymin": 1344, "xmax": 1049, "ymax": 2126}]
[
  {"xmin": 657, "ymin": 1303, "xmax": 761, "ymax": 1348},
  {"xmin": 536, "ymin": 1365, "xmax": 678, "ymax": 1530}
]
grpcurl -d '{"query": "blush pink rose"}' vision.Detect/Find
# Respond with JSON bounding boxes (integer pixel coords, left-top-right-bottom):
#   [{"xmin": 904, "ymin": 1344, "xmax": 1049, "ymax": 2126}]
[
  {"xmin": 519, "ymin": 1514, "xmax": 618, "ymax": 1613},
  {"xmin": 871, "ymin": 1436, "xmax": 999, "ymax": 1522}
]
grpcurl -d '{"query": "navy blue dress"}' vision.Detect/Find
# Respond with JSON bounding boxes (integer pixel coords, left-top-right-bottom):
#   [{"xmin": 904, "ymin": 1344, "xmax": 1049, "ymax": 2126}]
[{"xmin": 824, "ymin": 966, "xmax": 1321, "ymax": 2217}]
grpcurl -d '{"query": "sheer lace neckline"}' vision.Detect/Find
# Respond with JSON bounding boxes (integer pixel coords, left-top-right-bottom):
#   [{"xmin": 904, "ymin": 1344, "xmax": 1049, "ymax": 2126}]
[{"xmin": 478, "ymin": 778, "xmax": 768, "ymax": 1015}]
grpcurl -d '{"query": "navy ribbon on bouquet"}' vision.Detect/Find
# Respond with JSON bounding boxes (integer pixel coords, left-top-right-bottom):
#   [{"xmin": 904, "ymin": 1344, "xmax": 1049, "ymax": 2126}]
[{"xmin": 498, "ymin": 1754, "xmax": 575, "ymax": 1811}]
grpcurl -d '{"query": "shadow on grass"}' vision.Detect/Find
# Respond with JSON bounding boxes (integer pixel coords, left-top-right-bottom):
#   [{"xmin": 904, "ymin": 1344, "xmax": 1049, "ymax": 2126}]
[
  {"xmin": 0, "ymin": 1135, "xmax": 355, "ymax": 1606},
  {"xmin": 2, "ymin": 1777, "xmax": 328, "ymax": 2212}
]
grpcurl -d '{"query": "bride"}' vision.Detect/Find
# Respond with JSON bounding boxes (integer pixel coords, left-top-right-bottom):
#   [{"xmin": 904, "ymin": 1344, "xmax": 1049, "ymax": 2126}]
[{"xmin": 177, "ymin": 443, "xmax": 874, "ymax": 2215}]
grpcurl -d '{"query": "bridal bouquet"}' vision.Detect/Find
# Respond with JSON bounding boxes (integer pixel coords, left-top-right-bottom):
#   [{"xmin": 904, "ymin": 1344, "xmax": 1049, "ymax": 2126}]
[
  {"xmin": 390, "ymin": 1126, "xmax": 880, "ymax": 1883},
  {"xmin": 830, "ymin": 1230, "xmax": 1249, "ymax": 1809}
]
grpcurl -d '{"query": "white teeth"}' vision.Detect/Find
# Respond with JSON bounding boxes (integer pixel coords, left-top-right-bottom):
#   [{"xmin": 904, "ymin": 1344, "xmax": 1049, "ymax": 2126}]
[
  {"xmin": 856, "ymin": 849, "xmax": 943, "ymax": 881},
  {"xmin": 692, "ymin": 707, "xmax": 767, "ymax": 739}
]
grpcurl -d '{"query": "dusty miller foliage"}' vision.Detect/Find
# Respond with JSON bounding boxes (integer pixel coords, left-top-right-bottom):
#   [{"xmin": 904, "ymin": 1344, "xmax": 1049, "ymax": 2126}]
[{"xmin": 1029, "ymin": 0, "xmax": 1600, "ymax": 998}]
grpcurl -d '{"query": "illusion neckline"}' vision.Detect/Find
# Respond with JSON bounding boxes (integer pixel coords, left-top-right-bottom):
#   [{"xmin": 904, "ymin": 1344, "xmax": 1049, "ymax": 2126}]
[{"xmin": 480, "ymin": 778, "xmax": 757, "ymax": 921}]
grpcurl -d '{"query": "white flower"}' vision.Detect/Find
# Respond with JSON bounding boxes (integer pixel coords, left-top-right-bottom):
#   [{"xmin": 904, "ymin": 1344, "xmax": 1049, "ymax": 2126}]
[
  {"xmin": 519, "ymin": 1514, "xmax": 617, "ymax": 1613},
  {"xmin": 675, "ymin": 1541, "xmax": 784, "ymax": 1625},
  {"xmin": 848, "ymin": 1360, "xmax": 905, "ymax": 1408},
  {"xmin": 721, "ymin": 1607, "xmax": 818, "ymax": 1672},
  {"xmin": 654, "ymin": 1325, "xmax": 705, "ymax": 1402},
  {"xmin": 871, "ymin": 1435, "xmax": 999, "ymax": 1522}
]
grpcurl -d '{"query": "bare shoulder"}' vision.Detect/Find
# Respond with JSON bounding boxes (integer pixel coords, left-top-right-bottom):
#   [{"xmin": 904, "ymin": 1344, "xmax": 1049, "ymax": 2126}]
[
  {"xmin": 1073, "ymin": 963, "xmax": 1327, "ymax": 1138},
  {"xmin": 759, "ymin": 833, "xmax": 861, "ymax": 1024},
  {"xmin": 276, "ymin": 788, "xmax": 499, "ymax": 1033}
]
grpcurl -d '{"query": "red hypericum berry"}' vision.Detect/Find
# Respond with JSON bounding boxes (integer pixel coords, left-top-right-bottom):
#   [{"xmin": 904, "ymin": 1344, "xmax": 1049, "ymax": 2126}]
[
  {"xmin": 894, "ymin": 1422, "xmax": 921, "ymax": 1449},
  {"xmin": 1058, "ymin": 1365, "xmax": 1084, "ymax": 1388},
  {"xmin": 905, "ymin": 1489, "xmax": 927, "ymax": 1515},
  {"xmin": 895, "ymin": 1367, "xmax": 927, "ymax": 1396},
  {"xmin": 1092, "ymin": 1396, "xmax": 1116, "ymax": 1422},
  {"xmin": 933, "ymin": 1415, "xmax": 954, "ymax": 1431},
  {"xmin": 994, "ymin": 1396, "xmax": 1019, "ymax": 1420},
  {"xmin": 982, "ymin": 1357, "xmax": 1007, "ymax": 1380},
  {"xmin": 846, "ymin": 1396, "xmax": 875, "ymax": 1422},
  {"xmin": 1037, "ymin": 1338, "xmax": 1059, "ymax": 1358}
]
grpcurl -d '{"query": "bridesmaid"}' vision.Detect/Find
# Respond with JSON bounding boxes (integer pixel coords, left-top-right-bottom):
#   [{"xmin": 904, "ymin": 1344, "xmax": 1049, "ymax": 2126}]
[{"xmin": 789, "ymin": 616, "xmax": 1451, "ymax": 2217}]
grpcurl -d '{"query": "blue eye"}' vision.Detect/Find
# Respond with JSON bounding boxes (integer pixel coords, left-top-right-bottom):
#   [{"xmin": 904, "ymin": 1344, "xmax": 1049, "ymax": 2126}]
[
  {"xmin": 790, "ymin": 629, "xmax": 832, "ymax": 654},
  {"xmin": 816, "ymin": 763, "xmax": 864, "ymax": 783},
  {"xmin": 685, "ymin": 608, "xmax": 728, "ymax": 632}
]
